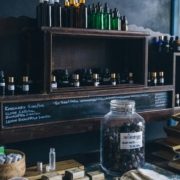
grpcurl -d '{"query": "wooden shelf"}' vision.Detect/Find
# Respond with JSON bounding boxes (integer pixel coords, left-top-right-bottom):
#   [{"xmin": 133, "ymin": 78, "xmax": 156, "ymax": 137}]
[{"xmin": 41, "ymin": 27, "xmax": 150, "ymax": 38}]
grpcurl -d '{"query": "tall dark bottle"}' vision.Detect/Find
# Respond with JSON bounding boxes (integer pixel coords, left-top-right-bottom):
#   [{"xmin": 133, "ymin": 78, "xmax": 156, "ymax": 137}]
[
  {"xmin": 121, "ymin": 16, "xmax": 128, "ymax": 31},
  {"xmin": 52, "ymin": 0, "xmax": 62, "ymax": 27},
  {"xmin": 104, "ymin": 3, "xmax": 111, "ymax": 30},
  {"xmin": 62, "ymin": 0, "xmax": 70, "ymax": 27},
  {"xmin": 0, "ymin": 70, "xmax": 5, "ymax": 96},
  {"xmin": 42, "ymin": 0, "xmax": 51, "ymax": 26},
  {"xmin": 78, "ymin": 0, "xmax": 88, "ymax": 28},
  {"xmin": 69, "ymin": 0, "xmax": 76, "ymax": 27},
  {"xmin": 36, "ymin": 0, "xmax": 44, "ymax": 27}
]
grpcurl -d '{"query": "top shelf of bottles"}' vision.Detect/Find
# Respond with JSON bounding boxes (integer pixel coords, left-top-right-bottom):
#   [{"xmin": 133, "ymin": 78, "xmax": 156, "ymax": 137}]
[{"xmin": 41, "ymin": 27, "xmax": 150, "ymax": 38}]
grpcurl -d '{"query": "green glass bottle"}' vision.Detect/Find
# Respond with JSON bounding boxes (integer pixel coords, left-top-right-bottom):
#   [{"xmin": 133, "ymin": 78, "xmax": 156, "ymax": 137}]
[
  {"xmin": 91, "ymin": 4, "xmax": 97, "ymax": 29},
  {"xmin": 111, "ymin": 8, "xmax": 121, "ymax": 30},
  {"xmin": 96, "ymin": 4, "xmax": 104, "ymax": 30},
  {"xmin": 104, "ymin": 3, "xmax": 111, "ymax": 30},
  {"xmin": 87, "ymin": 5, "xmax": 92, "ymax": 28}
]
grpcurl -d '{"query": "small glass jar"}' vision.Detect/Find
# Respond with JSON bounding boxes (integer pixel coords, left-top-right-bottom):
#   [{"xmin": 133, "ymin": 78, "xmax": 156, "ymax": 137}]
[{"xmin": 100, "ymin": 100, "xmax": 145, "ymax": 176}]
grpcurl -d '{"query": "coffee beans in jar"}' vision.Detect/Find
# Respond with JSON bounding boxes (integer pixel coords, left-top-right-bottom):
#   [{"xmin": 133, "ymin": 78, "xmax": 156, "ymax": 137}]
[{"xmin": 100, "ymin": 100, "xmax": 145, "ymax": 176}]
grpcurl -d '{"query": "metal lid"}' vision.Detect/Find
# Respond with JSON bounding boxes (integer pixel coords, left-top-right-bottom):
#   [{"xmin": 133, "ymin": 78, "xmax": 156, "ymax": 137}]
[{"xmin": 110, "ymin": 100, "xmax": 135, "ymax": 113}]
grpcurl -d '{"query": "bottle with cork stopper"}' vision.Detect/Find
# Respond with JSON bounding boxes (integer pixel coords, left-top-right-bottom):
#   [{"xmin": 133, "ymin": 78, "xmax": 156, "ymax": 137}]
[
  {"xmin": 7, "ymin": 77, "xmax": 15, "ymax": 96},
  {"xmin": 22, "ymin": 76, "xmax": 30, "ymax": 95}
]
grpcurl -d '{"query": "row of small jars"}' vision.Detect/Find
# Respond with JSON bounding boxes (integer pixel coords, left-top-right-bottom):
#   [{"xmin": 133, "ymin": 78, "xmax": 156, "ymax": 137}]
[
  {"xmin": 51, "ymin": 69, "xmax": 135, "ymax": 89},
  {"xmin": 148, "ymin": 71, "xmax": 164, "ymax": 86},
  {"xmin": 0, "ymin": 70, "xmax": 30, "ymax": 96}
]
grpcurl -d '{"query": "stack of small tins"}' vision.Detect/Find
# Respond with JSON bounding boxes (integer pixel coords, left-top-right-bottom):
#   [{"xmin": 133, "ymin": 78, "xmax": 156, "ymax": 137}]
[{"xmin": 36, "ymin": 0, "xmax": 128, "ymax": 31}]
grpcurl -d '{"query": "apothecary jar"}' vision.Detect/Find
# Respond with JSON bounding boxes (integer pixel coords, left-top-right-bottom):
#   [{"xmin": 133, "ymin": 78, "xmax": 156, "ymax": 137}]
[{"xmin": 100, "ymin": 100, "xmax": 145, "ymax": 176}]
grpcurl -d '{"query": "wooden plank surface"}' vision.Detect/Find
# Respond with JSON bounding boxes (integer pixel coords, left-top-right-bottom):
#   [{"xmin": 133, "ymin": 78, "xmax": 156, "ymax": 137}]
[{"xmin": 25, "ymin": 159, "xmax": 84, "ymax": 180}]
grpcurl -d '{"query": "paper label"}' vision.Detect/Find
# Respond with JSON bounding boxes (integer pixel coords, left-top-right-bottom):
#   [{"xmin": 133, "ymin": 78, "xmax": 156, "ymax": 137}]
[
  {"xmin": 120, "ymin": 131, "xmax": 143, "ymax": 149},
  {"xmin": 51, "ymin": 83, "xmax": 57, "ymax": 89},
  {"xmin": 23, "ymin": 85, "xmax": 29, "ymax": 91},
  {"xmin": 8, "ymin": 85, "xmax": 15, "ymax": 91},
  {"xmin": 0, "ymin": 83, "xmax": 5, "ymax": 87}
]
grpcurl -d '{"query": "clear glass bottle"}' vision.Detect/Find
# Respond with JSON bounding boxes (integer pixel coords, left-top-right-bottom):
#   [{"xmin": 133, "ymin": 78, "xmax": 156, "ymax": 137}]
[
  {"xmin": 100, "ymin": 100, "xmax": 145, "ymax": 176},
  {"xmin": 49, "ymin": 148, "xmax": 56, "ymax": 171}
]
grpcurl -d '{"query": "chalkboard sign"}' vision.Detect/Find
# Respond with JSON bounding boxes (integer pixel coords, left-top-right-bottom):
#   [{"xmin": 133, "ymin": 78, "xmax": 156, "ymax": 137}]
[{"xmin": 1, "ymin": 91, "xmax": 170, "ymax": 128}]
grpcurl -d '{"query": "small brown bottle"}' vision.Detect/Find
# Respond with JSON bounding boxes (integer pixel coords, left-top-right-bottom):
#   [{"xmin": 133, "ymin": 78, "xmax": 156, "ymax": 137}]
[
  {"xmin": 51, "ymin": 75, "xmax": 57, "ymax": 90},
  {"xmin": 128, "ymin": 72, "xmax": 134, "ymax": 84},
  {"xmin": 111, "ymin": 73, "xmax": 116, "ymax": 86},
  {"xmin": 22, "ymin": 76, "xmax": 30, "ymax": 95},
  {"xmin": 73, "ymin": 74, "xmax": 80, "ymax": 87},
  {"xmin": 158, "ymin": 71, "xmax": 164, "ymax": 85},
  {"xmin": 7, "ymin": 77, "xmax": 15, "ymax": 96},
  {"xmin": 151, "ymin": 72, "xmax": 157, "ymax": 86},
  {"xmin": 93, "ymin": 73, "xmax": 100, "ymax": 87},
  {"xmin": 176, "ymin": 93, "xmax": 180, "ymax": 106}
]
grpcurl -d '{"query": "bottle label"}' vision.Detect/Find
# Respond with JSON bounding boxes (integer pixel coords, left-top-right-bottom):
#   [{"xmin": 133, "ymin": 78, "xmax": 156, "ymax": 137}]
[
  {"xmin": 23, "ymin": 85, "xmax": 29, "ymax": 91},
  {"xmin": 94, "ymin": 82, "xmax": 99, "ymax": 87},
  {"xmin": 74, "ymin": 82, "xmax": 80, "ymax": 87},
  {"xmin": 112, "ymin": 81, "xmax": 116, "ymax": 86},
  {"xmin": 120, "ymin": 131, "xmax": 143, "ymax": 149},
  {"xmin": 159, "ymin": 78, "xmax": 164, "ymax": 84},
  {"xmin": 153, "ymin": 78, "xmax": 157, "ymax": 85},
  {"xmin": 0, "ymin": 83, "xmax": 5, "ymax": 87},
  {"xmin": 51, "ymin": 83, "xmax": 57, "ymax": 89},
  {"xmin": 129, "ymin": 80, "xmax": 134, "ymax": 84},
  {"xmin": 8, "ymin": 85, "xmax": 15, "ymax": 91}
]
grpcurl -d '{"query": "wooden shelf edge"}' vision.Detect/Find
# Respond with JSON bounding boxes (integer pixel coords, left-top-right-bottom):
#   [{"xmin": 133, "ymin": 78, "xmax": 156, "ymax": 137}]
[
  {"xmin": 0, "ymin": 85, "xmax": 174, "ymax": 102},
  {"xmin": 41, "ymin": 27, "xmax": 150, "ymax": 37}
]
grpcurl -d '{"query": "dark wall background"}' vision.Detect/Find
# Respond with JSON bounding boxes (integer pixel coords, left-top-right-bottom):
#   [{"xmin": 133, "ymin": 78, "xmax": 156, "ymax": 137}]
[
  {"xmin": 0, "ymin": 0, "xmax": 170, "ymax": 165},
  {"xmin": 0, "ymin": 0, "xmax": 171, "ymax": 33}
]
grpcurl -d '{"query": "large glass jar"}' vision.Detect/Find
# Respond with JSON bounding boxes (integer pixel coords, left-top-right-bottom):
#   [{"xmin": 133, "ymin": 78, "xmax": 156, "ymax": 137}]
[{"xmin": 100, "ymin": 100, "xmax": 145, "ymax": 176}]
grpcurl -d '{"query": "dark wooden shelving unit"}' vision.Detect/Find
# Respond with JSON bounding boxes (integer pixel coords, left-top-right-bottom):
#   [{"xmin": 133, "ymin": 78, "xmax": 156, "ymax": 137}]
[{"xmin": 0, "ymin": 18, "xmax": 177, "ymax": 143}]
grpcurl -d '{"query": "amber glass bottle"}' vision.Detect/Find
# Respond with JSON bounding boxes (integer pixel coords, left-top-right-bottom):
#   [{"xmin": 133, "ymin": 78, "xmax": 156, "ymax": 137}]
[
  {"xmin": 7, "ymin": 77, "xmax": 15, "ymax": 96},
  {"xmin": 22, "ymin": 76, "xmax": 30, "ymax": 95},
  {"xmin": 62, "ymin": 0, "xmax": 70, "ymax": 27},
  {"xmin": 69, "ymin": 0, "xmax": 76, "ymax": 27},
  {"xmin": 0, "ymin": 70, "xmax": 5, "ymax": 96}
]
